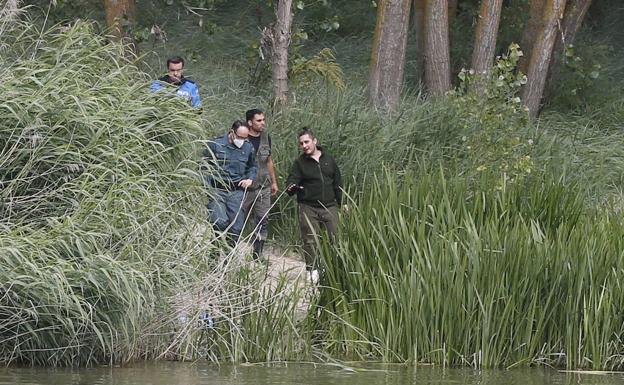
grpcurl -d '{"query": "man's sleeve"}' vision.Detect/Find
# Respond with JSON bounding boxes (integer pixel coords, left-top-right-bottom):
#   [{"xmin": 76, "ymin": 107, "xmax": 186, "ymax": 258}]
[
  {"xmin": 333, "ymin": 158, "xmax": 342, "ymax": 206},
  {"xmin": 201, "ymin": 142, "xmax": 216, "ymax": 187},
  {"xmin": 202, "ymin": 141, "xmax": 215, "ymax": 161},
  {"xmin": 190, "ymin": 83, "xmax": 201, "ymax": 108},
  {"xmin": 285, "ymin": 160, "xmax": 302, "ymax": 196},
  {"xmin": 150, "ymin": 80, "xmax": 163, "ymax": 92},
  {"xmin": 245, "ymin": 147, "xmax": 257, "ymax": 180}
]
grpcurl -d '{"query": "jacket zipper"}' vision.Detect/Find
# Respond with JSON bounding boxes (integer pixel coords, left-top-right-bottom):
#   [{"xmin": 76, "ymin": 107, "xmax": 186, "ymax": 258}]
[{"xmin": 317, "ymin": 160, "xmax": 325, "ymax": 203}]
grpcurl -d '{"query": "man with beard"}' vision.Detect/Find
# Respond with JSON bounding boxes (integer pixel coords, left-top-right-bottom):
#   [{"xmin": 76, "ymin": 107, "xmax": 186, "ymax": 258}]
[
  {"xmin": 286, "ymin": 128, "xmax": 342, "ymax": 282},
  {"xmin": 242, "ymin": 109, "xmax": 279, "ymax": 262}
]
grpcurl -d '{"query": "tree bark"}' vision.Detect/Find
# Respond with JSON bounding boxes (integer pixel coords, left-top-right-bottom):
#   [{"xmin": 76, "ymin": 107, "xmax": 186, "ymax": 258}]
[
  {"xmin": 522, "ymin": 0, "xmax": 567, "ymax": 118},
  {"xmin": 413, "ymin": 0, "xmax": 426, "ymax": 78},
  {"xmin": 471, "ymin": 0, "xmax": 503, "ymax": 92},
  {"xmin": 424, "ymin": 0, "xmax": 451, "ymax": 96},
  {"xmin": 368, "ymin": 0, "xmax": 412, "ymax": 112},
  {"xmin": 518, "ymin": 0, "xmax": 545, "ymax": 74},
  {"xmin": 272, "ymin": 0, "xmax": 293, "ymax": 106},
  {"xmin": 103, "ymin": 0, "xmax": 137, "ymax": 52},
  {"xmin": 546, "ymin": 0, "xmax": 592, "ymax": 88}
]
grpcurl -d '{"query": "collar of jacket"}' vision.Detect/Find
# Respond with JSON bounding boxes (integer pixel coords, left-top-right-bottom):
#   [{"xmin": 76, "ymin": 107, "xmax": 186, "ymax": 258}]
[
  {"xmin": 302, "ymin": 145, "xmax": 324, "ymax": 160},
  {"xmin": 159, "ymin": 75, "xmax": 188, "ymax": 86}
]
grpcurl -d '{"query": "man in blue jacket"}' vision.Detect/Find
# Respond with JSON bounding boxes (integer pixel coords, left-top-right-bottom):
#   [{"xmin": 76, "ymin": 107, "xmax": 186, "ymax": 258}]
[
  {"xmin": 203, "ymin": 120, "xmax": 257, "ymax": 245},
  {"xmin": 150, "ymin": 56, "xmax": 201, "ymax": 108}
]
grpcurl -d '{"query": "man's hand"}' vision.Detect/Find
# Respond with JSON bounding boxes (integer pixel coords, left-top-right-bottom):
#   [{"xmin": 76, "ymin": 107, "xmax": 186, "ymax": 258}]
[
  {"xmin": 238, "ymin": 179, "xmax": 253, "ymax": 189},
  {"xmin": 271, "ymin": 181, "xmax": 279, "ymax": 196},
  {"xmin": 287, "ymin": 183, "xmax": 303, "ymax": 193}
]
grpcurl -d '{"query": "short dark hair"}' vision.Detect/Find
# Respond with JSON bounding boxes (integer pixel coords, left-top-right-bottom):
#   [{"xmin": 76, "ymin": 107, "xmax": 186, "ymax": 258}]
[
  {"xmin": 245, "ymin": 108, "xmax": 264, "ymax": 122},
  {"xmin": 298, "ymin": 127, "xmax": 315, "ymax": 140},
  {"xmin": 231, "ymin": 120, "xmax": 248, "ymax": 133},
  {"xmin": 166, "ymin": 56, "xmax": 185, "ymax": 68}
]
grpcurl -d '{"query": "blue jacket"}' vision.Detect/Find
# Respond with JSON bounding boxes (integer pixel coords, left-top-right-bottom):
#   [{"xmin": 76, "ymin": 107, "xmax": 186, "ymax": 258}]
[
  {"xmin": 203, "ymin": 134, "xmax": 257, "ymax": 188},
  {"xmin": 150, "ymin": 76, "xmax": 201, "ymax": 108}
]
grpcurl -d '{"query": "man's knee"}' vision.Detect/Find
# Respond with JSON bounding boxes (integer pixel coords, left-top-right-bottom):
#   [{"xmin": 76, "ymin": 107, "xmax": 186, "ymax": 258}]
[
  {"xmin": 208, "ymin": 202, "xmax": 229, "ymax": 231},
  {"xmin": 212, "ymin": 219, "xmax": 229, "ymax": 232}
]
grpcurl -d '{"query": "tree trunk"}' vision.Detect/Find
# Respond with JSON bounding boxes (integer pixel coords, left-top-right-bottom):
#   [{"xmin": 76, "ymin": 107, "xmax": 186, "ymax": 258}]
[
  {"xmin": 424, "ymin": 0, "xmax": 451, "ymax": 96},
  {"xmin": 103, "ymin": 0, "xmax": 137, "ymax": 52},
  {"xmin": 368, "ymin": 0, "xmax": 412, "ymax": 112},
  {"xmin": 522, "ymin": 0, "xmax": 567, "ymax": 118},
  {"xmin": 471, "ymin": 0, "xmax": 503, "ymax": 92},
  {"xmin": 413, "ymin": 0, "xmax": 426, "ymax": 78},
  {"xmin": 546, "ymin": 0, "xmax": 592, "ymax": 88},
  {"xmin": 518, "ymin": 0, "xmax": 545, "ymax": 74},
  {"xmin": 272, "ymin": 0, "xmax": 293, "ymax": 106}
]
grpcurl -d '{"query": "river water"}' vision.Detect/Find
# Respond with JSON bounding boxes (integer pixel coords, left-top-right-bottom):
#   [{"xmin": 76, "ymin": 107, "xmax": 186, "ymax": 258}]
[{"xmin": 2, "ymin": 362, "xmax": 624, "ymax": 385}]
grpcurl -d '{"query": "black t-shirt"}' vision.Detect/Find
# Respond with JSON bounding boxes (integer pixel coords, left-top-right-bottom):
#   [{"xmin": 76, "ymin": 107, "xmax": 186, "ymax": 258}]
[{"xmin": 248, "ymin": 134, "xmax": 272, "ymax": 154}]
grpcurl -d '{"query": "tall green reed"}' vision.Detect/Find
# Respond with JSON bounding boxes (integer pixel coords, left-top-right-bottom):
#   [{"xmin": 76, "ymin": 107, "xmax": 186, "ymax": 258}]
[
  {"xmin": 0, "ymin": 16, "xmax": 271, "ymax": 366},
  {"xmin": 317, "ymin": 166, "xmax": 624, "ymax": 369}
]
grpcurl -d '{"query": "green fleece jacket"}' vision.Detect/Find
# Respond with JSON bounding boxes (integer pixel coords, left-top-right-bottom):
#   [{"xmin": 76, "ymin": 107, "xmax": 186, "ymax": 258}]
[{"xmin": 286, "ymin": 147, "xmax": 342, "ymax": 207}]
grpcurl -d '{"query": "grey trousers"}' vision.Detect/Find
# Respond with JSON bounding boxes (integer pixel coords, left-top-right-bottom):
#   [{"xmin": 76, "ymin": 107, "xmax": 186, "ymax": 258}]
[
  {"xmin": 242, "ymin": 186, "xmax": 272, "ymax": 241},
  {"xmin": 298, "ymin": 203, "xmax": 338, "ymax": 271}
]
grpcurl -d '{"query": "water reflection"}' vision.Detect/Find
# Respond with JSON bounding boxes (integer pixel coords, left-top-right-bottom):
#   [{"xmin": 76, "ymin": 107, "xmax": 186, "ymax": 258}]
[{"xmin": 1, "ymin": 362, "xmax": 624, "ymax": 385}]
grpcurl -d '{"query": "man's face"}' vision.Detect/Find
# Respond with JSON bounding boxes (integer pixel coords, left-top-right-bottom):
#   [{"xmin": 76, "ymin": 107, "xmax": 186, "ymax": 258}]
[
  {"xmin": 248, "ymin": 113, "xmax": 266, "ymax": 134},
  {"xmin": 167, "ymin": 62, "xmax": 184, "ymax": 83},
  {"xmin": 299, "ymin": 134, "xmax": 317, "ymax": 155}
]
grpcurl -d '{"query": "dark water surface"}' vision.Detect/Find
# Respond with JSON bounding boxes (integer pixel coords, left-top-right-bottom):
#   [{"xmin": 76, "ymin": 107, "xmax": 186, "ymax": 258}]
[{"xmin": 2, "ymin": 362, "xmax": 624, "ymax": 385}]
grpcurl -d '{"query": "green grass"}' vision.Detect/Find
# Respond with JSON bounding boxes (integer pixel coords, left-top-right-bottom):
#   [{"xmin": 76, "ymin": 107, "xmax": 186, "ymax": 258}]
[
  {"xmin": 316, "ymin": 166, "xmax": 624, "ymax": 369},
  {"xmin": 0, "ymin": 16, "xmax": 225, "ymax": 366}
]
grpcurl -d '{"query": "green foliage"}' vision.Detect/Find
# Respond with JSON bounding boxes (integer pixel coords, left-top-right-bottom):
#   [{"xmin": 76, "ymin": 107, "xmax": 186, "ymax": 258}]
[
  {"xmin": 317, "ymin": 167, "xmax": 624, "ymax": 369},
  {"xmin": 290, "ymin": 47, "xmax": 345, "ymax": 91},
  {"xmin": 547, "ymin": 42, "xmax": 612, "ymax": 111},
  {"xmin": 0, "ymin": 17, "xmax": 220, "ymax": 366},
  {"xmin": 246, "ymin": 28, "xmax": 345, "ymax": 95},
  {"xmin": 452, "ymin": 44, "xmax": 533, "ymax": 185},
  {"xmin": 10, "ymin": 0, "xmax": 624, "ymax": 369}
]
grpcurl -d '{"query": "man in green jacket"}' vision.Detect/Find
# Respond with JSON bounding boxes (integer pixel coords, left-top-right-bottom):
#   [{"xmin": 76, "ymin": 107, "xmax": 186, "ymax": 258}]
[{"xmin": 286, "ymin": 128, "xmax": 342, "ymax": 281}]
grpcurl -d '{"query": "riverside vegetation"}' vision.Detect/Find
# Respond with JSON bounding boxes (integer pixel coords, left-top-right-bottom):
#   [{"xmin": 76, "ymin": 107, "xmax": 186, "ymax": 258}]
[{"xmin": 2, "ymin": 0, "xmax": 624, "ymax": 370}]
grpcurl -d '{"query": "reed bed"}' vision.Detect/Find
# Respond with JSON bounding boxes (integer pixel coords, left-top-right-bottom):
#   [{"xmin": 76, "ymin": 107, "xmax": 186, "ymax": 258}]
[
  {"xmin": 315, "ymin": 166, "xmax": 624, "ymax": 369},
  {"xmin": 0, "ymin": 12, "xmax": 310, "ymax": 366},
  {"xmin": 5, "ymin": 1, "xmax": 624, "ymax": 368}
]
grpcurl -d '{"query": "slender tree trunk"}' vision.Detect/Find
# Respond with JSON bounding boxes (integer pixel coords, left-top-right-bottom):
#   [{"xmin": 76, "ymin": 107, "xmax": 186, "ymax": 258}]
[
  {"xmin": 103, "ymin": 0, "xmax": 137, "ymax": 52},
  {"xmin": 546, "ymin": 0, "xmax": 592, "ymax": 88},
  {"xmin": 413, "ymin": 0, "xmax": 426, "ymax": 78},
  {"xmin": 471, "ymin": 0, "xmax": 503, "ymax": 93},
  {"xmin": 368, "ymin": 0, "xmax": 412, "ymax": 112},
  {"xmin": 518, "ymin": 0, "xmax": 545, "ymax": 74},
  {"xmin": 271, "ymin": 0, "xmax": 293, "ymax": 106},
  {"xmin": 424, "ymin": 0, "xmax": 451, "ymax": 96},
  {"xmin": 522, "ymin": 0, "xmax": 567, "ymax": 118}
]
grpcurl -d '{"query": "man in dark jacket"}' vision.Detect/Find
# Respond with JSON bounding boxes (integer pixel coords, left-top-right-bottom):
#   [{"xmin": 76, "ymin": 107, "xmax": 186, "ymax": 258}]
[
  {"xmin": 150, "ymin": 56, "xmax": 201, "ymax": 108},
  {"xmin": 203, "ymin": 120, "xmax": 257, "ymax": 244},
  {"xmin": 286, "ymin": 128, "xmax": 342, "ymax": 280}
]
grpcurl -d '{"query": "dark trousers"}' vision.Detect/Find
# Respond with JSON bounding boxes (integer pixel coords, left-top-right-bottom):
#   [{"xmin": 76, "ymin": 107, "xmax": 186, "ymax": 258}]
[
  {"xmin": 242, "ymin": 186, "xmax": 271, "ymax": 242},
  {"xmin": 298, "ymin": 203, "xmax": 338, "ymax": 271},
  {"xmin": 207, "ymin": 189, "xmax": 246, "ymax": 243}
]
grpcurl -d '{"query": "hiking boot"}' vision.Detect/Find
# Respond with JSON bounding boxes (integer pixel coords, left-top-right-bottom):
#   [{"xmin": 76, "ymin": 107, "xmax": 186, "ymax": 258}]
[{"xmin": 252, "ymin": 239, "xmax": 265, "ymax": 261}]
